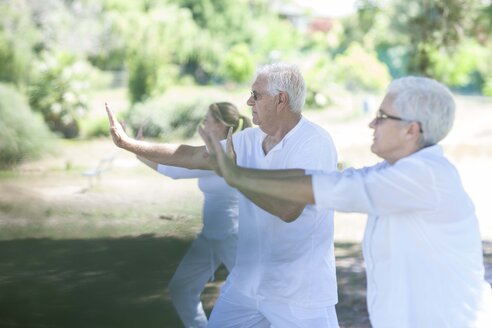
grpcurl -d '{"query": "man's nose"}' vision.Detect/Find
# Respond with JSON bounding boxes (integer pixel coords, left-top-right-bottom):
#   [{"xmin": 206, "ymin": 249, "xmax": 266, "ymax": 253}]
[{"xmin": 247, "ymin": 97, "xmax": 254, "ymax": 106}]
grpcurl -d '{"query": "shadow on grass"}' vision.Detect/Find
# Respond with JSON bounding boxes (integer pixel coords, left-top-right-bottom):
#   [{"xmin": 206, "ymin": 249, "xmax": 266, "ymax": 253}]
[
  {"xmin": 0, "ymin": 235, "xmax": 227, "ymax": 328},
  {"xmin": 0, "ymin": 237, "xmax": 490, "ymax": 328},
  {"xmin": 335, "ymin": 242, "xmax": 370, "ymax": 328}
]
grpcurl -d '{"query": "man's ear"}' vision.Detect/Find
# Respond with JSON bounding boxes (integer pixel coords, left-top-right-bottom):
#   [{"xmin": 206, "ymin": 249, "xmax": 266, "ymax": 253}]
[{"xmin": 277, "ymin": 91, "xmax": 289, "ymax": 111}]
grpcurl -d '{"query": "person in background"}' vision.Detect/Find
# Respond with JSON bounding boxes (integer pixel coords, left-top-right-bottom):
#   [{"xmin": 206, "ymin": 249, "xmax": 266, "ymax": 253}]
[
  {"xmin": 106, "ymin": 63, "xmax": 340, "ymax": 327},
  {"xmin": 136, "ymin": 102, "xmax": 251, "ymax": 328},
  {"xmin": 201, "ymin": 76, "xmax": 492, "ymax": 328}
]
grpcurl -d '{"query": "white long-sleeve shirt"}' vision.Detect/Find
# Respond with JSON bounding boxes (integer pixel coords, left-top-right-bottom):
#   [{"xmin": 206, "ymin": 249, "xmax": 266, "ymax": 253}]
[
  {"xmin": 157, "ymin": 165, "xmax": 238, "ymax": 240},
  {"xmin": 311, "ymin": 145, "xmax": 492, "ymax": 327}
]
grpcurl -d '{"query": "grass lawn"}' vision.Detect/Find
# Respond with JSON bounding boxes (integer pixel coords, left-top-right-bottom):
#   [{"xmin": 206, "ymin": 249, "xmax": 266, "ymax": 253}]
[{"xmin": 0, "ymin": 157, "xmax": 370, "ymax": 327}]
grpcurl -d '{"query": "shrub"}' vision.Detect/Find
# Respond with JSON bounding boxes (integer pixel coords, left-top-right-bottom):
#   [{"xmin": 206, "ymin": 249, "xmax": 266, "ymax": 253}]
[
  {"xmin": 80, "ymin": 116, "xmax": 111, "ymax": 139},
  {"xmin": 0, "ymin": 83, "xmax": 54, "ymax": 168},
  {"xmin": 126, "ymin": 96, "xmax": 208, "ymax": 140},
  {"xmin": 28, "ymin": 51, "xmax": 104, "ymax": 138},
  {"xmin": 303, "ymin": 55, "xmax": 337, "ymax": 109},
  {"xmin": 253, "ymin": 16, "xmax": 301, "ymax": 59},
  {"xmin": 126, "ymin": 4, "xmax": 212, "ymax": 102},
  {"xmin": 483, "ymin": 78, "xmax": 492, "ymax": 97},
  {"xmin": 0, "ymin": 2, "xmax": 38, "ymax": 86},
  {"xmin": 476, "ymin": 44, "xmax": 492, "ymax": 96},
  {"xmin": 0, "ymin": 31, "xmax": 32, "ymax": 86},
  {"xmin": 334, "ymin": 43, "xmax": 391, "ymax": 92},
  {"xmin": 428, "ymin": 41, "xmax": 482, "ymax": 88},
  {"xmin": 126, "ymin": 49, "xmax": 179, "ymax": 104},
  {"xmin": 222, "ymin": 43, "xmax": 256, "ymax": 84}
]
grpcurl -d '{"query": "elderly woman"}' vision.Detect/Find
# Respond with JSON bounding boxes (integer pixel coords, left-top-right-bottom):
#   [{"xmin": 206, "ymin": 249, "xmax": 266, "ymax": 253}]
[{"xmin": 202, "ymin": 77, "xmax": 492, "ymax": 328}]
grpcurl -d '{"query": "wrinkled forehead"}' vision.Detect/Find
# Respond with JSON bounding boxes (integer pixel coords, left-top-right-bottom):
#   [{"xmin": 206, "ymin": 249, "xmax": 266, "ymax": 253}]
[{"xmin": 252, "ymin": 75, "xmax": 268, "ymax": 90}]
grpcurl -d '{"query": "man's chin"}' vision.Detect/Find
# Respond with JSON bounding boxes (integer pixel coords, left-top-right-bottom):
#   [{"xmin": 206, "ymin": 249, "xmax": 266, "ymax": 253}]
[{"xmin": 370, "ymin": 144, "xmax": 377, "ymax": 155}]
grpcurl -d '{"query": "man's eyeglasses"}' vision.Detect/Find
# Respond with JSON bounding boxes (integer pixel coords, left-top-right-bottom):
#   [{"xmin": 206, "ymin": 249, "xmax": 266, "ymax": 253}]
[
  {"xmin": 375, "ymin": 110, "xmax": 405, "ymax": 122},
  {"xmin": 250, "ymin": 89, "xmax": 282, "ymax": 102},
  {"xmin": 375, "ymin": 110, "xmax": 423, "ymax": 133}
]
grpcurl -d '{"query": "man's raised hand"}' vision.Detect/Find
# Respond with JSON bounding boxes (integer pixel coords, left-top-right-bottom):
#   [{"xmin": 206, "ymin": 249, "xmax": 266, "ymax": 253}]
[
  {"xmin": 198, "ymin": 125, "xmax": 239, "ymax": 187},
  {"xmin": 105, "ymin": 102, "xmax": 129, "ymax": 147}
]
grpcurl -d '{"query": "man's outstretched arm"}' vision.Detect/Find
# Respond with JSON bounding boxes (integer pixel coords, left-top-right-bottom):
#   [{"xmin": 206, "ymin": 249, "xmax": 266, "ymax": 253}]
[{"xmin": 105, "ymin": 103, "xmax": 211, "ymax": 170}]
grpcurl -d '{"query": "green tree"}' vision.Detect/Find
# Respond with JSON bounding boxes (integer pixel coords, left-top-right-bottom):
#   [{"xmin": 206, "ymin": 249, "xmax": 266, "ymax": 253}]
[
  {"xmin": 125, "ymin": 4, "xmax": 203, "ymax": 103},
  {"xmin": 0, "ymin": 0, "xmax": 39, "ymax": 86},
  {"xmin": 473, "ymin": 2, "xmax": 492, "ymax": 95},
  {"xmin": 389, "ymin": 0, "xmax": 482, "ymax": 76},
  {"xmin": 174, "ymin": 0, "xmax": 254, "ymax": 45},
  {"xmin": 428, "ymin": 39, "xmax": 484, "ymax": 88}
]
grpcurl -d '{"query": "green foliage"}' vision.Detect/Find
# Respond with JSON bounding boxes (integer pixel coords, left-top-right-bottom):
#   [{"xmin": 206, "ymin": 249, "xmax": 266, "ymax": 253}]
[
  {"xmin": 375, "ymin": 44, "xmax": 409, "ymax": 78},
  {"xmin": 474, "ymin": 2, "xmax": 492, "ymax": 42},
  {"xmin": 127, "ymin": 49, "xmax": 178, "ymax": 104},
  {"xmin": 0, "ymin": 83, "xmax": 53, "ymax": 168},
  {"xmin": 389, "ymin": 0, "xmax": 482, "ymax": 75},
  {"xmin": 476, "ymin": 42, "xmax": 492, "ymax": 95},
  {"xmin": 303, "ymin": 21, "xmax": 344, "ymax": 52},
  {"xmin": 28, "ymin": 51, "xmax": 103, "ymax": 138},
  {"xmin": 80, "ymin": 116, "xmax": 111, "ymax": 138},
  {"xmin": 86, "ymin": 10, "xmax": 128, "ymax": 71},
  {"xmin": 174, "ymin": 0, "xmax": 254, "ymax": 45},
  {"xmin": 3, "ymin": 0, "xmax": 490, "ymax": 101},
  {"xmin": 0, "ymin": 1, "xmax": 39, "ymax": 86},
  {"xmin": 126, "ymin": 97, "xmax": 208, "ymax": 140},
  {"xmin": 222, "ymin": 44, "xmax": 256, "ymax": 83},
  {"xmin": 126, "ymin": 4, "xmax": 214, "ymax": 102},
  {"xmin": 483, "ymin": 78, "xmax": 492, "ymax": 97},
  {"xmin": 343, "ymin": 0, "xmax": 489, "ymax": 85},
  {"xmin": 334, "ymin": 43, "xmax": 391, "ymax": 92},
  {"xmin": 253, "ymin": 16, "xmax": 302, "ymax": 60},
  {"xmin": 304, "ymin": 55, "xmax": 337, "ymax": 109},
  {"xmin": 428, "ymin": 40, "xmax": 483, "ymax": 87},
  {"xmin": 0, "ymin": 31, "xmax": 29, "ymax": 86},
  {"xmin": 339, "ymin": 0, "xmax": 386, "ymax": 50}
]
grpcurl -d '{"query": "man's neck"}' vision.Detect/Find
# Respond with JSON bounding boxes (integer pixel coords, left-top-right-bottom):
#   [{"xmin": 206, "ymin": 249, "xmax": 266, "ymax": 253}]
[{"xmin": 263, "ymin": 114, "xmax": 302, "ymax": 154}]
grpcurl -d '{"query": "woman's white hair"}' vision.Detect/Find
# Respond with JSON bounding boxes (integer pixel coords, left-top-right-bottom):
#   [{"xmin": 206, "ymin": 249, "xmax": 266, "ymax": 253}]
[
  {"xmin": 389, "ymin": 76, "xmax": 455, "ymax": 146},
  {"xmin": 256, "ymin": 63, "xmax": 306, "ymax": 114}
]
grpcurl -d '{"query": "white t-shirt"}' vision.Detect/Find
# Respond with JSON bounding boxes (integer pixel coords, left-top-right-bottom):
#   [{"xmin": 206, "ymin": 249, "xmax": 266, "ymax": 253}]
[
  {"xmin": 157, "ymin": 165, "xmax": 239, "ymax": 240},
  {"xmin": 221, "ymin": 117, "xmax": 339, "ymax": 307},
  {"xmin": 311, "ymin": 145, "xmax": 492, "ymax": 327}
]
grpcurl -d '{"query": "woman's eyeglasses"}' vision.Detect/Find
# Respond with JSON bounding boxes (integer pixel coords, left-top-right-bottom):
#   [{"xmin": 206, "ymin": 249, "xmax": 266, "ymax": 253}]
[{"xmin": 375, "ymin": 110, "xmax": 423, "ymax": 133}]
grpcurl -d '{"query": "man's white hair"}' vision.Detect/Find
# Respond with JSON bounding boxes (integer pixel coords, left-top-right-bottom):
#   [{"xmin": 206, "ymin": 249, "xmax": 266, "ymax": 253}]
[{"xmin": 256, "ymin": 63, "xmax": 306, "ymax": 114}]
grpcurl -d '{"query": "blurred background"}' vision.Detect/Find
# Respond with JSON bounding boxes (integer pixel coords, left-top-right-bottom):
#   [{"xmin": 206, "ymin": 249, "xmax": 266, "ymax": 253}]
[{"xmin": 1, "ymin": 0, "xmax": 491, "ymax": 327}]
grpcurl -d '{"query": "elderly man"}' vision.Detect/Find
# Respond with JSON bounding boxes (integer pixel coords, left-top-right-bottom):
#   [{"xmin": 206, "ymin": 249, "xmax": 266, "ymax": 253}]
[
  {"xmin": 106, "ymin": 63, "xmax": 340, "ymax": 327},
  {"xmin": 203, "ymin": 76, "xmax": 492, "ymax": 328}
]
